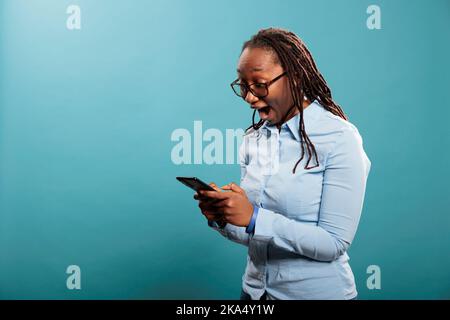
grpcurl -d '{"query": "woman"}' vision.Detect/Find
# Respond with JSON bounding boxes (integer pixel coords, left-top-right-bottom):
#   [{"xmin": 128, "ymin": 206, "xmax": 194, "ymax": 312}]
[{"xmin": 194, "ymin": 27, "xmax": 371, "ymax": 300}]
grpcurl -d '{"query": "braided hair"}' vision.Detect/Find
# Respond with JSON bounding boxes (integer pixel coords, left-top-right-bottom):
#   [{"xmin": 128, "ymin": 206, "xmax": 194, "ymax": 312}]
[{"xmin": 242, "ymin": 28, "xmax": 348, "ymax": 173}]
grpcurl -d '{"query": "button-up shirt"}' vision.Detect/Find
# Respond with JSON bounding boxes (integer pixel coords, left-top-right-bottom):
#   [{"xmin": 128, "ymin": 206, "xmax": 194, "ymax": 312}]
[{"xmin": 209, "ymin": 100, "xmax": 371, "ymax": 300}]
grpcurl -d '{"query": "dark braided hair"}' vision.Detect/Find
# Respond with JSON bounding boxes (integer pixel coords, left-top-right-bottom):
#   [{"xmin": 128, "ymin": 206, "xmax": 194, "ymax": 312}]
[{"xmin": 242, "ymin": 28, "xmax": 348, "ymax": 173}]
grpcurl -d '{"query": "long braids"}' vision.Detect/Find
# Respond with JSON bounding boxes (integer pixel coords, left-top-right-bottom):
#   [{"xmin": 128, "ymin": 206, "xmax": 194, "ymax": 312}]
[{"xmin": 242, "ymin": 28, "xmax": 348, "ymax": 173}]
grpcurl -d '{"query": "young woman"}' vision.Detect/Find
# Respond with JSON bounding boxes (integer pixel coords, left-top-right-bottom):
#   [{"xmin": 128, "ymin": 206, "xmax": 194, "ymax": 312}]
[{"xmin": 194, "ymin": 27, "xmax": 371, "ymax": 300}]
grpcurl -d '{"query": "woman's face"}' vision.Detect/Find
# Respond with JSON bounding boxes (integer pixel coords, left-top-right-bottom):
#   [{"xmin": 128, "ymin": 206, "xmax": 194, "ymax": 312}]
[{"xmin": 237, "ymin": 47, "xmax": 297, "ymax": 125}]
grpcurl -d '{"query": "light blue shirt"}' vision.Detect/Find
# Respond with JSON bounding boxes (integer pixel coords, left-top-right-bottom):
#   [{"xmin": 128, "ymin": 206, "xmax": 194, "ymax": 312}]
[{"xmin": 209, "ymin": 100, "xmax": 371, "ymax": 300}]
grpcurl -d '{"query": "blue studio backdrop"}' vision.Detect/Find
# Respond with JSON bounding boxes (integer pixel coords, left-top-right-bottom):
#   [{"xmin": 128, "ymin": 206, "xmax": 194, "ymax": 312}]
[{"xmin": 0, "ymin": 0, "xmax": 449, "ymax": 299}]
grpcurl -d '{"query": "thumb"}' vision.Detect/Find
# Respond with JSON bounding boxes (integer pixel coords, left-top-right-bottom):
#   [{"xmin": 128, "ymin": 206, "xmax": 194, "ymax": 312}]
[
  {"xmin": 209, "ymin": 182, "xmax": 221, "ymax": 192},
  {"xmin": 221, "ymin": 182, "xmax": 244, "ymax": 194}
]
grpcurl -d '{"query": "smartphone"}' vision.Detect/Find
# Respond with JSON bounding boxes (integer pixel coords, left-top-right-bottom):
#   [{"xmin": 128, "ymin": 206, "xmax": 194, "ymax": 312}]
[{"xmin": 176, "ymin": 176, "xmax": 216, "ymax": 192}]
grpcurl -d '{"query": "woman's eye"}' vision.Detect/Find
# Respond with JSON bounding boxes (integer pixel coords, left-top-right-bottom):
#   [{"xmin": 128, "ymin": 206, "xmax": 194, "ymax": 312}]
[{"xmin": 253, "ymin": 83, "xmax": 266, "ymax": 88}]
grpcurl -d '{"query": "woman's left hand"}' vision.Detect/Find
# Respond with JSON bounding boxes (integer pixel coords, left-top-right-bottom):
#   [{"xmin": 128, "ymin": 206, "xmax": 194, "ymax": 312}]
[{"xmin": 199, "ymin": 182, "xmax": 254, "ymax": 227}]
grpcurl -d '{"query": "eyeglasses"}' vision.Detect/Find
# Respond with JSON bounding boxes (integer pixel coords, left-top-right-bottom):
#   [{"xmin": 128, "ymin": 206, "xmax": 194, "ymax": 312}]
[{"xmin": 230, "ymin": 72, "xmax": 287, "ymax": 99}]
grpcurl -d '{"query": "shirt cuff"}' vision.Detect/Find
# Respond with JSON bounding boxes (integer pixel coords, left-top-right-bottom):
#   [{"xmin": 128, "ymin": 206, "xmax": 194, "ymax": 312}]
[
  {"xmin": 245, "ymin": 205, "xmax": 259, "ymax": 234},
  {"xmin": 208, "ymin": 220, "xmax": 216, "ymax": 228},
  {"xmin": 208, "ymin": 220, "xmax": 227, "ymax": 229}
]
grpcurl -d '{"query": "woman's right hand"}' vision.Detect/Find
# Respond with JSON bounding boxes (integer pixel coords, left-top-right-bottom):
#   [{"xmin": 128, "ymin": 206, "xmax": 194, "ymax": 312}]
[{"xmin": 193, "ymin": 182, "xmax": 224, "ymax": 223}]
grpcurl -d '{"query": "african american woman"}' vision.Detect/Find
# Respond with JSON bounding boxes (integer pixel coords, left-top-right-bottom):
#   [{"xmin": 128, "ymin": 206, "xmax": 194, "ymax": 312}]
[{"xmin": 194, "ymin": 27, "xmax": 371, "ymax": 300}]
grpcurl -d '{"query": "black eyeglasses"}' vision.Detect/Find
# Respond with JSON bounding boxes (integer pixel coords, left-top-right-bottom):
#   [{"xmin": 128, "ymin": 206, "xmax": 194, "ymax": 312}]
[{"xmin": 230, "ymin": 72, "xmax": 287, "ymax": 99}]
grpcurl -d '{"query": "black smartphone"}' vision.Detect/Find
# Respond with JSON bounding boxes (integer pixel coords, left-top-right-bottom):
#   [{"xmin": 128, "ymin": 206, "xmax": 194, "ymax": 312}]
[{"xmin": 176, "ymin": 176, "xmax": 216, "ymax": 192}]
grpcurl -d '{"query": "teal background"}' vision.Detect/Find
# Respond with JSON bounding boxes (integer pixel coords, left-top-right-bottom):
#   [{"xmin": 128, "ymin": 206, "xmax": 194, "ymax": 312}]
[{"xmin": 0, "ymin": 0, "xmax": 449, "ymax": 299}]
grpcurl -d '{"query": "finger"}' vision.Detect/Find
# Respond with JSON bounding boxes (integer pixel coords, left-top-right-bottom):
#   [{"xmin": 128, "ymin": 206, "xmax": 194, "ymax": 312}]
[
  {"xmin": 196, "ymin": 183, "xmax": 222, "ymax": 200},
  {"xmin": 199, "ymin": 190, "xmax": 230, "ymax": 200},
  {"xmin": 199, "ymin": 202, "xmax": 215, "ymax": 211},
  {"xmin": 194, "ymin": 193, "xmax": 210, "ymax": 201},
  {"xmin": 229, "ymin": 182, "xmax": 245, "ymax": 194},
  {"xmin": 199, "ymin": 200, "xmax": 223, "ymax": 212},
  {"xmin": 195, "ymin": 193, "xmax": 216, "ymax": 202},
  {"xmin": 209, "ymin": 198, "xmax": 229, "ymax": 208},
  {"xmin": 202, "ymin": 210, "xmax": 223, "ymax": 221},
  {"xmin": 205, "ymin": 213, "xmax": 223, "ymax": 221},
  {"xmin": 221, "ymin": 182, "xmax": 244, "ymax": 194},
  {"xmin": 209, "ymin": 182, "xmax": 222, "ymax": 192},
  {"xmin": 199, "ymin": 195, "xmax": 222, "ymax": 204},
  {"xmin": 200, "ymin": 200, "xmax": 225, "ymax": 213}
]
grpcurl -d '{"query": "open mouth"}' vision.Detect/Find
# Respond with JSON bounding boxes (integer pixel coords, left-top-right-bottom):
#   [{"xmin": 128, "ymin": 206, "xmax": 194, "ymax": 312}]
[
  {"xmin": 259, "ymin": 106, "xmax": 270, "ymax": 114},
  {"xmin": 258, "ymin": 106, "xmax": 271, "ymax": 119}
]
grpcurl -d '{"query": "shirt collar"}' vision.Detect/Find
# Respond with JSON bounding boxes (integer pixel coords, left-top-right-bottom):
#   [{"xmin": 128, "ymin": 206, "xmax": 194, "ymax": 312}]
[{"xmin": 261, "ymin": 99, "xmax": 323, "ymax": 142}]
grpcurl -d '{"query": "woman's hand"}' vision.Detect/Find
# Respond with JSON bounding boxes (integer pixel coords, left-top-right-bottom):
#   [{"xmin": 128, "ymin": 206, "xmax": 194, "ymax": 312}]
[
  {"xmin": 193, "ymin": 183, "xmax": 225, "ymax": 224},
  {"xmin": 197, "ymin": 182, "xmax": 254, "ymax": 227}
]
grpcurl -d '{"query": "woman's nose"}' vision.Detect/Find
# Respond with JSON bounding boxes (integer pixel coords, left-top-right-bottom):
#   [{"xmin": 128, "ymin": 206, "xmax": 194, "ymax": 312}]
[{"xmin": 244, "ymin": 90, "xmax": 260, "ymax": 104}]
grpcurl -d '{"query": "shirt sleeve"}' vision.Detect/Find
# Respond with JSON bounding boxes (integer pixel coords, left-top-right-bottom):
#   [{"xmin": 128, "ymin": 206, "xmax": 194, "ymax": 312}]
[
  {"xmin": 253, "ymin": 126, "xmax": 371, "ymax": 262},
  {"xmin": 208, "ymin": 221, "xmax": 250, "ymax": 246},
  {"xmin": 207, "ymin": 135, "xmax": 251, "ymax": 247}
]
